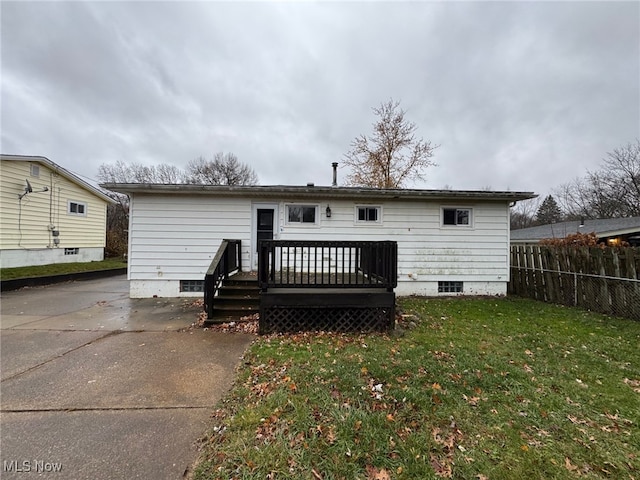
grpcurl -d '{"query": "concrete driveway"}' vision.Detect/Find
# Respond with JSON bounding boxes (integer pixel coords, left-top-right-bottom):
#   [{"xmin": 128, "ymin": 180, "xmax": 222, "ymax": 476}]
[{"xmin": 0, "ymin": 276, "xmax": 254, "ymax": 479}]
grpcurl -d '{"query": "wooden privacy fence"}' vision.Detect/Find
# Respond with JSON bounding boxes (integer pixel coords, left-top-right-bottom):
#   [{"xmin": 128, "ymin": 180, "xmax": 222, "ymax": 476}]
[{"xmin": 509, "ymin": 245, "xmax": 640, "ymax": 320}]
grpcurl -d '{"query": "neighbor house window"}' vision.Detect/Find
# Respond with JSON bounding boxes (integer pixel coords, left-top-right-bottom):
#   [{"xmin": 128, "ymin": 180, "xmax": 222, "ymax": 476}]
[
  {"xmin": 356, "ymin": 206, "xmax": 381, "ymax": 223},
  {"xmin": 438, "ymin": 281, "xmax": 463, "ymax": 293},
  {"xmin": 68, "ymin": 201, "xmax": 87, "ymax": 216},
  {"xmin": 64, "ymin": 248, "xmax": 79, "ymax": 255},
  {"xmin": 180, "ymin": 280, "xmax": 205, "ymax": 292},
  {"xmin": 30, "ymin": 164, "xmax": 40, "ymax": 177},
  {"xmin": 286, "ymin": 205, "xmax": 317, "ymax": 224},
  {"xmin": 442, "ymin": 207, "xmax": 471, "ymax": 226}
]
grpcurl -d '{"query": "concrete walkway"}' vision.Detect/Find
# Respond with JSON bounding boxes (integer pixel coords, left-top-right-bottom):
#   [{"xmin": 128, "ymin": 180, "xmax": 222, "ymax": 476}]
[{"xmin": 0, "ymin": 276, "xmax": 254, "ymax": 479}]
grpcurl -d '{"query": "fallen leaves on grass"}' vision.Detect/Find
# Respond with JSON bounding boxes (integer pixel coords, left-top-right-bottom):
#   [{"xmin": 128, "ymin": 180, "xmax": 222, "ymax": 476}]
[
  {"xmin": 623, "ymin": 377, "xmax": 640, "ymax": 393},
  {"xmin": 366, "ymin": 465, "xmax": 391, "ymax": 480},
  {"xmin": 431, "ymin": 420, "xmax": 465, "ymax": 477}
]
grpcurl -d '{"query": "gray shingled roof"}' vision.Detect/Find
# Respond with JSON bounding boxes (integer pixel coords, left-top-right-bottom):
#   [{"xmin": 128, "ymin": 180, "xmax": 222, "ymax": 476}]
[{"xmin": 511, "ymin": 217, "xmax": 640, "ymax": 242}]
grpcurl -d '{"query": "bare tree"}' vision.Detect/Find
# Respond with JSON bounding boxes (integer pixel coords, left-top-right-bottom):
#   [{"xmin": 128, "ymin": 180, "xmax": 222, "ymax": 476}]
[
  {"xmin": 555, "ymin": 140, "xmax": 640, "ymax": 219},
  {"xmin": 554, "ymin": 178, "xmax": 596, "ymax": 220},
  {"xmin": 185, "ymin": 153, "xmax": 258, "ymax": 185},
  {"xmin": 596, "ymin": 140, "xmax": 640, "ymax": 216},
  {"xmin": 343, "ymin": 99, "xmax": 438, "ymax": 188},
  {"xmin": 510, "ymin": 197, "xmax": 541, "ymax": 230},
  {"xmin": 97, "ymin": 159, "xmax": 184, "ymax": 184},
  {"xmin": 97, "ymin": 160, "xmax": 184, "ymax": 257},
  {"xmin": 97, "ymin": 155, "xmax": 257, "ymax": 256}
]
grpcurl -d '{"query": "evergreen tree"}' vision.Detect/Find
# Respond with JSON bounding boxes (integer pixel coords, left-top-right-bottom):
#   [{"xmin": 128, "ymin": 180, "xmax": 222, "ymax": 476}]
[{"xmin": 535, "ymin": 195, "xmax": 563, "ymax": 224}]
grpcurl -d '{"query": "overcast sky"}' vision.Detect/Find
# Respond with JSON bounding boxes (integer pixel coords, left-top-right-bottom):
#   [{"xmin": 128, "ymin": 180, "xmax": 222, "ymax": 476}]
[{"xmin": 2, "ymin": 1, "xmax": 638, "ymax": 198}]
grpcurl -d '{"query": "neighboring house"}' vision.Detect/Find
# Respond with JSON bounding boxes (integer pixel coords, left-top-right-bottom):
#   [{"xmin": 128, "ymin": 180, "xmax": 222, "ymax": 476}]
[
  {"xmin": 511, "ymin": 217, "xmax": 640, "ymax": 247},
  {"xmin": 103, "ymin": 178, "xmax": 535, "ymax": 298},
  {"xmin": 1, "ymin": 154, "xmax": 114, "ymax": 268}
]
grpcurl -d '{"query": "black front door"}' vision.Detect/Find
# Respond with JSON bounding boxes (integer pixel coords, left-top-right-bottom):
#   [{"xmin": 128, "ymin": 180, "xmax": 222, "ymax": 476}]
[{"xmin": 256, "ymin": 209, "xmax": 274, "ymax": 252}]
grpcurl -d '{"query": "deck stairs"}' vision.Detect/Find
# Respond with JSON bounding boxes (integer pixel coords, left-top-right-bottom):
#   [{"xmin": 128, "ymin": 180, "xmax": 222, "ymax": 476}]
[{"xmin": 205, "ymin": 273, "xmax": 259, "ymax": 324}]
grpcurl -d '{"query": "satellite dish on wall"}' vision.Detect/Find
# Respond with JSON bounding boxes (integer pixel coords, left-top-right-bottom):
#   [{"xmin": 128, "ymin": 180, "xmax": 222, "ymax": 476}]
[{"xmin": 19, "ymin": 179, "xmax": 48, "ymax": 199}]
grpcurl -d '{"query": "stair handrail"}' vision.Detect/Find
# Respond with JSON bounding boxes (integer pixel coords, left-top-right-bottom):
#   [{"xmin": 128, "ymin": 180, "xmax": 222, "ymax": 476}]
[{"xmin": 204, "ymin": 239, "xmax": 242, "ymax": 318}]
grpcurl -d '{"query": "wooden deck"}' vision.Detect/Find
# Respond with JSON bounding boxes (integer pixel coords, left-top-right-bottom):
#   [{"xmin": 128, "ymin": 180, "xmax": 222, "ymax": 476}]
[{"xmin": 205, "ymin": 240, "xmax": 398, "ymax": 333}]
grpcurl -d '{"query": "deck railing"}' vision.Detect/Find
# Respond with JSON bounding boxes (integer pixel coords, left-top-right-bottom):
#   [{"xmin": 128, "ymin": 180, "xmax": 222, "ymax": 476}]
[
  {"xmin": 258, "ymin": 240, "xmax": 397, "ymax": 291},
  {"xmin": 204, "ymin": 239, "xmax": 242, "ymax": 318}
]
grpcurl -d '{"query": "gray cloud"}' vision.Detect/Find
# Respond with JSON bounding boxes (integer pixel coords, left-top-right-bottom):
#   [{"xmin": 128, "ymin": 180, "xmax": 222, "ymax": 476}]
[{"xmin": 2, "ymin": 1, "xmax": 638, "ymax": 197}]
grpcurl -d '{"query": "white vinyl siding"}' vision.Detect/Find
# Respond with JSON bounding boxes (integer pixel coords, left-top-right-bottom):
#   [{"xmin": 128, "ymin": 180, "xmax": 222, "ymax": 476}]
[
  {"xmin": 127, "ymin": 195, "xmax": 252, "ymax": 281},
  {"xmin": 278, "ymin": 199, "xmax": 509, "ymax": 282},
  {"xmin": 126, "ymin": 193, "xmax": 511, "ymax": 295}
]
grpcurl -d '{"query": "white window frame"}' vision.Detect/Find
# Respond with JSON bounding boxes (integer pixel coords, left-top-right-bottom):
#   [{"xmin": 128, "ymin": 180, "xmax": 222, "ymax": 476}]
[
  {"xmin": 68, "ymin": 201, "xmax": 87, "ymax": 217},
  {"xmin": 355, "ymin": 205, "xmax": 382, "ymax": 224},
  {"xmin": 285, "ymin": 204, "xmax": 319, "ymax": 226},
  {"xmin": 441, "ymin": 207, "xmax": 473, "ymax": 227}
]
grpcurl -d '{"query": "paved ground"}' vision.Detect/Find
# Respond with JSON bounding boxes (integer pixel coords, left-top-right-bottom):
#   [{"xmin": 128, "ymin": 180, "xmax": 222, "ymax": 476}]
[{"xmin": 0, "ymin": 276, "xmax": 254, "ymax": 479}]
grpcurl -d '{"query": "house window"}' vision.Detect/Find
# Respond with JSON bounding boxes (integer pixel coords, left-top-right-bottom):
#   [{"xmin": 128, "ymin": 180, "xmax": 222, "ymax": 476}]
[
  {"xmin": 438, "ymin": 281, "xmax": 463, "ymax": 293},
  {"xmin": 442, "ymin": 207, "xmax": 471, "ymax": 226},
  {"xmin": 286, "ymin": 205, "xmax": 317, "ymax": 224},
  {"xmin": 30, "ymin": 164, "xmax": 40, "ymax": 177},
  {"xmin": 356, "ymin": 206, "xmax": 381, "ymax": 223},
  {"xmin": 180, "ymin": 280, "xmax": 205, "ymax": 292},
  {"xmin": 68, "ymin": 201, "xmax": 87, "ymax": 216},
  {"xmin": 64, "ymin": 248, "xmax": 79, "ymax": 255}
]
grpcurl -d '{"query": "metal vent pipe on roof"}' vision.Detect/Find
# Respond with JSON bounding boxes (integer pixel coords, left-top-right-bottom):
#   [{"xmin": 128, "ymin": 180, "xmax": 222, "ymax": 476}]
[{"xmin": 332, "ymin": 162, "xmax": 338, "ymax": 187}]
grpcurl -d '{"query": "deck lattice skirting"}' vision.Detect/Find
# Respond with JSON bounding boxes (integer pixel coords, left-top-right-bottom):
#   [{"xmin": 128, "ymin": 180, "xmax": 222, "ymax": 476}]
[{"xmin": 258, "ymin": 240, "xmax": 397, "ymax": 334}]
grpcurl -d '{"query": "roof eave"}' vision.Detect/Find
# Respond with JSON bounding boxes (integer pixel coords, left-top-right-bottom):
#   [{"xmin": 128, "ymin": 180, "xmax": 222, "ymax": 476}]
[
  {"xmin": 2, "ymin": 154, "xmax": 116, "ymax": 204},
  {"xmin": 100, "ymin": 183, "xmax": 537, "ymax": 202}
]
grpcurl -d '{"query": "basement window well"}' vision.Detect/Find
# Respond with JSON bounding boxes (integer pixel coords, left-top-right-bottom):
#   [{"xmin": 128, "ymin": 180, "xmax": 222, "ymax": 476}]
[
  {"xmin": 180, "ymin": 280, "xmax": 205, "ymax": 293},
  {"xmin": 438, "ymin": 281, "xmax": 463, "ymax": 293}
]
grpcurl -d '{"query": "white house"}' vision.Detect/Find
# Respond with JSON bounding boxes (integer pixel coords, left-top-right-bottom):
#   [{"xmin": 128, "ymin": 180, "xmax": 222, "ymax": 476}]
[
  {"xmin": 1, "ymin": 154, "xmax": 114, "ymax": 268},
  {"xmin": 103, "ymin": 179, "xmax": 535, "ymax": 298}
]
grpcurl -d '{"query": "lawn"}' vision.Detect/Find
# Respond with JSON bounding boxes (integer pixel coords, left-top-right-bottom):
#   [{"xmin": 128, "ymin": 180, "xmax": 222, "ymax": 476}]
[
  {"xmin": 192, "ymin": 297, "xmax": 640, "ymax": 480},
  {"xmin": 0, "ymin": 258, "xmax": 127, "ymax": 280}
]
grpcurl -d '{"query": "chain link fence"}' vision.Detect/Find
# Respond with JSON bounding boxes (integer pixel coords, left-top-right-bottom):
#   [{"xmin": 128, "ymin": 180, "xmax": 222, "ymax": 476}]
[
  {"xmin": 509, "ymin": 245, "xmax": 640, "ymax": 321},
  {"xmin": 509, "ymin": 266, "xmax": 640, "ymax": 320}
]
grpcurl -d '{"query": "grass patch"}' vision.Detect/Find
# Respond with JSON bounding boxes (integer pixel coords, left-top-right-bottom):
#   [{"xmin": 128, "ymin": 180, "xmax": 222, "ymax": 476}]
[
  {"xmin": 193, "ymin": 297, "xmax": 640, "ymax": 480},
  {"xmin": 0, "ymin": 258, "xmax": 127, "ymax": 280}
]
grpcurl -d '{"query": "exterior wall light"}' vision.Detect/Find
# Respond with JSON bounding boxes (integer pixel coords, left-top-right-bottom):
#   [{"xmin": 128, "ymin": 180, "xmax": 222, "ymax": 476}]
[{"xmin": 326, "ymin": 205, "xmax": 332, "ymax": 218}]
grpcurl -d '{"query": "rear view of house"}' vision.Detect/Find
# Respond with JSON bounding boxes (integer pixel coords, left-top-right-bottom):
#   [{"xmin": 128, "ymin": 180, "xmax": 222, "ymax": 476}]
[
  {"xmin": 103, "ymin": 178, "xmax": 535, "ymax": 299},
  {"xmin": 0, "ymin": 154, "xmax": 114, "ymax": 268}
]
